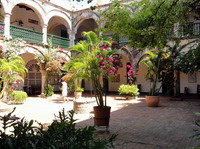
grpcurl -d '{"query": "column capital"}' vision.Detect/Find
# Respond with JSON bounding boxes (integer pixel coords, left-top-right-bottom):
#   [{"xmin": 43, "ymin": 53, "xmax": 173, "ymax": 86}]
[
  {"xmin": 4, "ymin": 12, "xmax": 12, "ymax": 17},
  {"xmin": 68, "ymin": 29, "xmax": 76, "ymax": 35},
  {"xmin": 42, "ymin": 23, "xmax": 48, "ymax": 28}
]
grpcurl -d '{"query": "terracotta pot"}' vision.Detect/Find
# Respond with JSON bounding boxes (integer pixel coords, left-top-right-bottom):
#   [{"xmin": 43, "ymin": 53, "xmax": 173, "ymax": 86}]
[
  {"xmin": 74, "ymin": 91, "xmax": 82, "ymax": 99},
  {"xmin": 93, "ymin": 106, "xmax": 111, "ymax": 127},
  {"xmin": 146, "ymin": 96, "xmax": 160, "ymax": 107},
  {"xmin": 126, "ymin": 96, "xmax": 137, "ymax": 100}
]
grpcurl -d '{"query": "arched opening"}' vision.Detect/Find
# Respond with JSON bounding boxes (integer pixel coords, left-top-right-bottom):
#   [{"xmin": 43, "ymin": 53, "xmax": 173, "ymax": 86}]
[
  {"xmin": 24, "ymin": 60, "xmax": 42, "ymax": 95},
  {"xmin": 75, "ymin": 18, "xmax": 98, "ymax": 42},
  {"xmin": 48, "ymin": 16, "xmax": 69, "ymax": 48},
  {"xmin": 10, "ymin": 4, "xmax": 43, "ymax": 43}
]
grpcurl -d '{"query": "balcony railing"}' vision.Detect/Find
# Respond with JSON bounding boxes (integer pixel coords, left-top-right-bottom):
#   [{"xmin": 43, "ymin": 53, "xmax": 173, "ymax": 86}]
[
  {"xmin": 10, "ymin": 25, "xmax": 43, "ymax": 44},
  {"xmin": 0, "ymin": 22, "xmax": 4, "ymax": 35},
  {"xmin": 8, "ymin": 24, "xmax": 69, "ymax": 48},
  {"xmin": 47, "ymin": 34, "xmax": 70, "ymax": 48}
]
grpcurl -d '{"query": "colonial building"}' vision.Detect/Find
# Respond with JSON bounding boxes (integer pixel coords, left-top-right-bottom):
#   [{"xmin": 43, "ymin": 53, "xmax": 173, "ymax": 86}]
[{"xmin": 0, "ymin": 0, "xmax": 199, "ymax": 95}]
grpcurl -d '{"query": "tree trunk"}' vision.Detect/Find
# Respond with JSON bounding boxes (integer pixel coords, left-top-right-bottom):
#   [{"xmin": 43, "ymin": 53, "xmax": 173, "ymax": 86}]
[
  {"xmin": 40, "ymin": 70, "xmax": 48, "ymax": 94},
  {"xmin": 174, "ymin": 70, "xmax": 180, "ymax": 97}
]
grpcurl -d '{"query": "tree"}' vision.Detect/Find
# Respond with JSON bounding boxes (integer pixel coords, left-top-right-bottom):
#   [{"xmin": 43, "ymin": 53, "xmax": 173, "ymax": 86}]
[
  {"xmin": 35, "ymin": 45, "xmax": 68, "ymax": 95},
  {"xmin": 99, "ymin": 0, "xmax": 193, "ymax": 49},
  {"xmin": 64, "ymin": 31, "xmax": 120, "ymax": 106},
  {"xmin": 0, "ymin": 39, "xmax": 27, "ymax": 100}
]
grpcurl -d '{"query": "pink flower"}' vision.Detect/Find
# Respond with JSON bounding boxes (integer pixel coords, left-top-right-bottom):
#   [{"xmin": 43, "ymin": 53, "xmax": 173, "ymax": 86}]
[
  {"xmin": 0, "ymin": 46, "xmax": 3, "ymax": 50},
  {"xmin": 19, "ymin": 73, "xmax": 23, "ymax": 77},
  {"xmin": 10, "ymin": 86, "xmax": 14, "ymax": 91},
  {"xmin": 127, "ymin": 65, "xmax": 131, "ymax": 68},
  {"xmin": 1, "ymin": 53, "xmax": 5, "ymax": 57},
  {"xmin": 0, "ymin": 26, "xmax": 3, "ymax": 31},
  {"xmin": 129, "ymin": 80, "xmax": 133, "ymax": 84},
  {"xmin": 110, "ymin": 40, "xmax": 115, "ymax": 44}
]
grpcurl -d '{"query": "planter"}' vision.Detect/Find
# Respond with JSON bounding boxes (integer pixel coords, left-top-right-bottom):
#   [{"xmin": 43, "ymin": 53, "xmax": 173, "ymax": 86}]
[
  {"xmin": 93, "ymin": 106, "xmax": 111, "ymax": 127},
  {"xmin": 126, "ymin": 96, "xmax": 137, "ymax": 100},
  {"xmin": 74, "ymin": 91, "xmax": 82, "ymax": 99},
  {"xmin": 146, "ymin": 96, "xmax": 160, "ymax": 107}
]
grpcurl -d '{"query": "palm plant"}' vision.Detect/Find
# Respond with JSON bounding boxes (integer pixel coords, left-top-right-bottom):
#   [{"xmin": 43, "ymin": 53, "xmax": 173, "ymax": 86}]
[
  {"xmin": 64, "ymin": 31, "xmax": 118, "ymax": 107},
  {"xmin": 0, "ymin": 56, "xmax": 27, "ymax": 99},
  {"xmin": 140, "ymin": 50, "xmax": 167, "ymax": 96}
]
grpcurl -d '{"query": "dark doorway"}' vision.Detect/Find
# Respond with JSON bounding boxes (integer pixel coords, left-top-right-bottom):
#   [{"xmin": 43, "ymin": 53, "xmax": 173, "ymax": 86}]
[{"xmin": 162, "ymin": 72, "xmax": 174, "ymax": 95}]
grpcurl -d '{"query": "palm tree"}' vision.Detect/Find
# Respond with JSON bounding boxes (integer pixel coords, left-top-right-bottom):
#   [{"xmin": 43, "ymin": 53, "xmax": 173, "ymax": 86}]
[
  {"xmin": 0, "ymin": 56, "xmax": 27, "ymax": 99},
  {"xmin": 64, "ymin": 31, "xmax": 117, "ymax": 107}
]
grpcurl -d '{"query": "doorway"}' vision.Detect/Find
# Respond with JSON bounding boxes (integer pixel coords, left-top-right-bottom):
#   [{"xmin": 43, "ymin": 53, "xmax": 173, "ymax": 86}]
[{"xmin": 24, "ymin": 60, "xmax": 41, "ymax": 95}]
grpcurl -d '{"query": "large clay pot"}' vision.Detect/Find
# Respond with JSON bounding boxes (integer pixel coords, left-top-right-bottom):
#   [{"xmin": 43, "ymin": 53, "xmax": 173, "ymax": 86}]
[
  {"xmin": 93, "ymin": 106, "xmax": 111, "ymax": 127},
  {"xmin": 74, "ymin": 91, "xmax": 82, "ymax": 99},
  {"xmin": 146, "ymin": 96, "xmax": 160, "ymax": 107}
]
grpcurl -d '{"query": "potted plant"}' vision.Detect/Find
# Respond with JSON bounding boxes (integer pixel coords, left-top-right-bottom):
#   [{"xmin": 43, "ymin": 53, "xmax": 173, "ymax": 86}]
[
  {"xmin": 140, "ymin": 50, "xmax": 167, "ymax": 107},
  {"xmin": 118, "ymin": 84, "xmax": 139, "ymax": 100},
  {"xmin": 64, "ymin": 31, "xmax": 121, "ymax": 127},
  {"xmin": 74, "ymin": 86, "xmax": 84, "ymax": 99}
]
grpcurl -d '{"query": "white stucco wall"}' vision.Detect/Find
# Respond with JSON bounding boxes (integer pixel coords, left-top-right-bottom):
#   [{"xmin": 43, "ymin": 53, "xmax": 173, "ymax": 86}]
[{"xmin": 180, "ymin": 72, "xmax": 200, "ymax": 94}]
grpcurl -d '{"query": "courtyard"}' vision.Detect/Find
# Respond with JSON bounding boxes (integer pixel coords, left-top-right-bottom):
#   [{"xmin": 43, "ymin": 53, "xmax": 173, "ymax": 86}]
[{"xmin": 0, "ymin": 94, "xmax": 199, "ymax": 149}]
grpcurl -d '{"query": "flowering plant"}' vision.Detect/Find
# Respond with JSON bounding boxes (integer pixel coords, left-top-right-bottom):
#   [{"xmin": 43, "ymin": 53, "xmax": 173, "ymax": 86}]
[
  {"xmin": 126, "ymin": 64, "xmax": 139, "ymax": 84},
  {"xmin": 0, "ymin": 40, "xmax": 27, "ymax": 100},
  {"xmin": 65, "ymin": 31, "xmax": 122, "ymax": 107}
]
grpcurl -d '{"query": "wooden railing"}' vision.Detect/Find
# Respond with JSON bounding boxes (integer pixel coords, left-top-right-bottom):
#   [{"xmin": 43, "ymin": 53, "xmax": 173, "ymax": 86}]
[{"xmin": 48, "ymin": 34, "xmax": 70, "ymax": 48}]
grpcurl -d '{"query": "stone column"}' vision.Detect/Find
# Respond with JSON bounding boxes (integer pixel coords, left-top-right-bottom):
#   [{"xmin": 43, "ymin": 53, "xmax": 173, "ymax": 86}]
[
  {"xmin": 4, "ymin": 13, "xmax": 11, "ymax": 39},
  {"xmin": 68, "ymin": 30, "xmax": 76, "ymax": 47},
  {"xmin": 42, "ymin": 24, "xmax": 48, "ymax": 45}
]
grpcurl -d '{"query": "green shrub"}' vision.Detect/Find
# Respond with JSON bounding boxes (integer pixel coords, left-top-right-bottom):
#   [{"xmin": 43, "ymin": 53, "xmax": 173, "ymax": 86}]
[
  {"xmin": 191, "ymin": 112, "xmax": 200, "ymax": 149},
  {"xmin": 75, "ymin": 86, "xmax": 84, "ymax": 92},
  {"xmin": 43, "ymin": 84, "xmax": 54, "ymax": 97},
  {"xmin": 10, "ymin": 91, "xmax": 28, "ymax": 103},
  {"xmin": 0, "ymin": 108, "xmax": 116, "ymax": 149},
  {"xmin": 118, "ymin": 84, "xmax": 139, "ymax": 96}
]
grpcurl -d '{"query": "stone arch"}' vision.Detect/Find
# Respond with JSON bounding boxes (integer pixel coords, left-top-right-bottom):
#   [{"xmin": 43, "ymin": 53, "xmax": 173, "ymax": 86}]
[
  {"xmin": 10, "ymin": 0, "xmax": 46, "ymax": 25},
  {"xmin": 0, "ymin": 1, "xmax": 6, "ymax": 15},
  {"xmin": 118, "ymin": 46, "xmax": 146, "ymax": 69},
  {"xmin": 74, "ymin": 11, "xmax": 100, "ymax": 33},
  {"xmin": 46, "ymin": 9, "xmax": 71, "ymax": 30}
]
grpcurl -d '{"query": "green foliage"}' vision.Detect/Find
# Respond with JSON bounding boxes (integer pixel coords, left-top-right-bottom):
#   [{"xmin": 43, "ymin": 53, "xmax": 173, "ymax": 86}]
[
  {"xmin": 76, "ymin": 86, "xmax": 84, "ymax": 92},
  {"xmin": 0, "ymin": 39, "xmax": 27, "ymax": 99},
  {"xmin": 177, "ymin": 43, "xmax": 200, "ymax": 73},
  {"xmin": 140, "ymin": 50, "xmax": 172, "ymax": 96},
  {"xmin": 9, "ymin": 91, "xmax": 28, "ymax": 103},
  {"xmin": 63, "ymin": 31, "xmax": 120, "ymax": 107},
  {"xmin": 118, "ymin": 84, "xmax": 139, "ymax": 96},
  {"xmin": 190, "ymin": 112, "xmax": 200, "ymax": 149},
  {"xmin": 99, "ymin": 0, "xmax": 191, "ymax": 49},
  {"xmin": 43, "ymin": 84, "xmax": 54, "ymax": 97},
  {"xmin": 0, "ymin": 108, "xmax": 116, "ymax": 149}
]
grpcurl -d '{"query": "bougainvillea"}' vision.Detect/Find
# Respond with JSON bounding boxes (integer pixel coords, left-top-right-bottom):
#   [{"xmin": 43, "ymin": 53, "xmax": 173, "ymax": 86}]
[
  {"xmin": 97, "ymin": 44, "xmax": 122, "ymax": 79},
  {"xmin": 126, "ymin": 64, "xmax": 138, "ymax": 84}
]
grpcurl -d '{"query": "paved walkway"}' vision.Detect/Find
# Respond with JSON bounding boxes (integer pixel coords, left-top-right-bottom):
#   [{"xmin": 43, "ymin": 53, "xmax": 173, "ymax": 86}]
[{"xmin": 0, "ymin": 94, "xmax": 199, "ymax": 149}]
